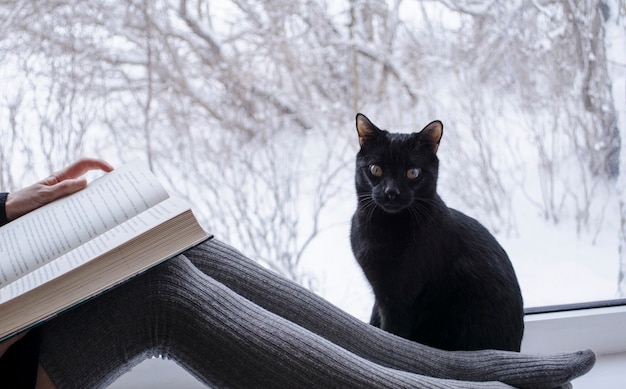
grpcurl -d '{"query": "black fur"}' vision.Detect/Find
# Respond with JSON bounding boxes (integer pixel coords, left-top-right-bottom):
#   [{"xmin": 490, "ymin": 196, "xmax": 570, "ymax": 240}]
[{"xmin": 350, "ymin": 113, "xmax": 524, "ymax": 351}]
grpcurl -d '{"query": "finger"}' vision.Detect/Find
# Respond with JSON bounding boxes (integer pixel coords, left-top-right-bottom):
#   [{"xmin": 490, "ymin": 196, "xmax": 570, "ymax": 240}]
[
  {"xmin": 55, "ymin": 158, "xmax": 114, "ymax": 181},
  {"xmin": 43, "ymin": 178, "xmax": 89, "ymax": 203},
  {"xmin": 42, "ymin": 158, "xmax": 114, "ymax": 186}
]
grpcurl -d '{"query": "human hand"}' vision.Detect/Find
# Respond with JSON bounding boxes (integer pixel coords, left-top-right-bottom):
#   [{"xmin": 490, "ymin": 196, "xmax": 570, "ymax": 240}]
[{"xmin": 5, "ymin": 158, "xmax": 114, "ymax": 221}]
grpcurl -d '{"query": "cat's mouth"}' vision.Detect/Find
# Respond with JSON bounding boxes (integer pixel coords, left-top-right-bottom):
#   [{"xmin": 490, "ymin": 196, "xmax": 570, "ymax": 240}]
[{"xmin": 374, "ymin": 197, "xmax": 411, "ymax": 214}]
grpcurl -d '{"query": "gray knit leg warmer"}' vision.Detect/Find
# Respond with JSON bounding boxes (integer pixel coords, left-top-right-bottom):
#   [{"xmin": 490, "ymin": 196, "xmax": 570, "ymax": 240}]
[
  {"xmin": 38, "ymin": 254, "xmax": 513, "ymax": 389},
  {"xmin": 183, "ymin": 239, "xmax": 595, "ymax": 389}
]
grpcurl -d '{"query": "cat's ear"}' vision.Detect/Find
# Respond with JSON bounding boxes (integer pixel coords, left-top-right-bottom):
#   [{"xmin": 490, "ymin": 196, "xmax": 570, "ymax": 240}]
[
  {"xmin": 419, "ymin": 120, "xmax": 443, "ymax": 153},
  {"xmin": 356, "ymin": 113, "xmax": 380, "ymax": 147}
]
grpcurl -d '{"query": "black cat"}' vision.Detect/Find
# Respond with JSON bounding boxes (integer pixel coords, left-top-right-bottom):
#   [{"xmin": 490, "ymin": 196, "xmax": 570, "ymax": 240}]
[{"xmin": 350, "ymin": 113, "xmax": 524, "ymax": 352}]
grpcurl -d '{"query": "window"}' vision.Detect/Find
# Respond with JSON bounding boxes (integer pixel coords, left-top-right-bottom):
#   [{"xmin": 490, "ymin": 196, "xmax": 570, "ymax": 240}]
[{"xmin": 1, "ymin": 1, "xmax": 624, "ymax": 387}]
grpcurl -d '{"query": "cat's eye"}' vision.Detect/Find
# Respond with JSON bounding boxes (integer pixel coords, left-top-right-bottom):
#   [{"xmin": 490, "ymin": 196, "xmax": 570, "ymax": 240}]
[
  {"xmin": 406, "ymin": 168, "xmax": 420, "ymax": 179},
  {"xmin": 369, "ymin": 165, "xmax": 383, "ymax": 177}
]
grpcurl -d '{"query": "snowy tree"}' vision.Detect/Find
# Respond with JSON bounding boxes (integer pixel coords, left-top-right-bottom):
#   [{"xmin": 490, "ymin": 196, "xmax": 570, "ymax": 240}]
[
  {"xmin": 0, "ymin": 0, "xmax": 358, "ymax": 286},
  {"xmin": 1, "ymin": 0, "xmax": 625, "ymax": 294}
]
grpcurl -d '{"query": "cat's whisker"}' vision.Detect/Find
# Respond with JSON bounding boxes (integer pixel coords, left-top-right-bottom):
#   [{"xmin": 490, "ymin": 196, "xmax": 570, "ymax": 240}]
[
  {"xmin": 408, "ymin": 204, "xmax": 429, "ymax": 231},
  {"xmin": 407, "ymin": 205, "xmax": 423, "ymax": 227},
  {"xmin": 360, "ymin": 198, "xmax": 379, "ymax": 230}
]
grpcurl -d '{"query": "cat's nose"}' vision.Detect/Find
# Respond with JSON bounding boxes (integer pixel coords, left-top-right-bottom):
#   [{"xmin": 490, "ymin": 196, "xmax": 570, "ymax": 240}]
[{"xmin": 384, "ymin": 187, "xmax": 400, "ymax": 200}]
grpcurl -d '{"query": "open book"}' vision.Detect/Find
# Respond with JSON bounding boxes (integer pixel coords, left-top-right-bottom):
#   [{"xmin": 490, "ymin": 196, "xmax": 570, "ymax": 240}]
[{"xmin": 0, "ymin": 159, "xmax": 210, "ymax": 341}]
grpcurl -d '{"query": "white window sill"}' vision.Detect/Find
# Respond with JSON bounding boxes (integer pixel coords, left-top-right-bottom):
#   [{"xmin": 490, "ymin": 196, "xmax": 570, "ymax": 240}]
[{"xmin": 522, "ymin": 299, "xmax": 626, "ymax": 388}]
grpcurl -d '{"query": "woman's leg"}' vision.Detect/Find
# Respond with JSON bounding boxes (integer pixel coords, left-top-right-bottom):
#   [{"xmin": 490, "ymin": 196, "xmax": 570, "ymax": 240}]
[
  {"xmin": 38, "ymin": 255, "xmax": 512, "ymax": 389},
  {"xmin": 184, "ymin": 239, "xmax": 595, "ymax": 389}
]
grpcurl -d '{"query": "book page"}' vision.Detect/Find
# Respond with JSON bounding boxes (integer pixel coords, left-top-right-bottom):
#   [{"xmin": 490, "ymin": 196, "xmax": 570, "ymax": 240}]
[
  {"xmin": 0, "ymin": 197, "xmax": 190, "ymax": 304},
  {"xmin": 0, "ymin": 159, "xmax": 169, "ymax": 288}
]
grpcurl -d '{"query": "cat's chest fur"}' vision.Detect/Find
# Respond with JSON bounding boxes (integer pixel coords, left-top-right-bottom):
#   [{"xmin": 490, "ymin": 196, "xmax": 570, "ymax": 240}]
[
  {"xmin": 351, "ymin": 205, "xmax": 444, "ymax": 292},
  {"xmin": 349, "ymin": 113, "xmax": 524, "ymax": 352}
]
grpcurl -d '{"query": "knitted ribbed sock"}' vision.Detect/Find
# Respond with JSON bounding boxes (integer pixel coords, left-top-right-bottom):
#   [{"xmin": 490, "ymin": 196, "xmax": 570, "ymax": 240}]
[
  {"xmin": 39, "ymin": 255, "xmax": 514, "ymax": 388},
  {"xmin": 184, "ymin": 239, "xmax": 595, "ymax": 389}
]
